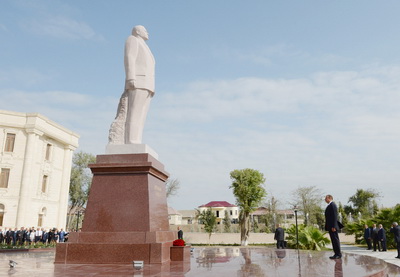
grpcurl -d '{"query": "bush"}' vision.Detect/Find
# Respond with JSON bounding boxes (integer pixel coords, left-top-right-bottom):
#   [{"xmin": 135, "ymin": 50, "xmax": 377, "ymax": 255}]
[{"xmin": 286, "ymin": 224, "xmax": 330, "ymax": 250}]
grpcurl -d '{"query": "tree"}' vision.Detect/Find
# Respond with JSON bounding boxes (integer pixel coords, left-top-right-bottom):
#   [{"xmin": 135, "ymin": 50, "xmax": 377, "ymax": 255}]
[
  {"xmin": 345, "ymin": 204, "xmax": 400, "ymax": 248},
  {"xmin": 196, "ymin": 208, "xmax": 217, "ymax": 244},
  {"xmin": 345, "ymin": 188, "xmax": 380, "ymax": 218},
  {"xmin": 230, "ymin": 168, "xmax": 266, "ymax": 246},
  {"xmin": 223, "ymin": 211, "xmax": 231, "ymax": 233},
  {"xmin": 290, "ymin": 186, "xmax": 324, "ymax": 227},
  {"xmin": 264, "ymin": 195, "xmax": 281, "ymax": 231},
  {"xmin": 166, "ymin": 178, "xmax": 180, "ymax": 199},
  {"xmin": 68, "ymin": 151, "xmax": 96, "ymax": 229}
]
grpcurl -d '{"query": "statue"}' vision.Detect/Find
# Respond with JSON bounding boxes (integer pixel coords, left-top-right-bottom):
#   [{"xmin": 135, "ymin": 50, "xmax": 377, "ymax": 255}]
[{"xmin": 108, "ymin": 25, "xmax": 155, "ymax": 145}]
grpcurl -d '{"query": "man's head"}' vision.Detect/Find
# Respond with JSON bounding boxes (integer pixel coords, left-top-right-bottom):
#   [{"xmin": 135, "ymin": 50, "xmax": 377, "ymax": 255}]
[
  {"xmin": 379, "ymin": 224, "xmax": 383, "ymax": 228},
  {"xmin": 393, "ymin": 222, "xmax": 398, "ymax": 227},
  {"xmin": 132, "ymin": 25, "xmax": 149, "ymax": 41},
  {"xmin": 373, "ymin": 224, "xmax": 376, "ymax": 228},
  {"xmin": 325, "ymin": 195, "xmax": 333, "ymax": 204},
  {"xmin": 365, "ymin": 224, "xmax": 369, "ymax": 228}
]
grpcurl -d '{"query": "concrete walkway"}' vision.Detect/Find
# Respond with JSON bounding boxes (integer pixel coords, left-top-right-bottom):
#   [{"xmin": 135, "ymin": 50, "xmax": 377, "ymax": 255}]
[{"xmin": 334, "ymin": 244, "xmax": 400, "ymax": 268}]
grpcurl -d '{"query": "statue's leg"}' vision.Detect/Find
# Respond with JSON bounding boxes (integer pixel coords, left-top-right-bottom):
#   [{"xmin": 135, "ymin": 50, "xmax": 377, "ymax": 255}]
[{"xmin": 125, "ymin": 89, "xmax": 152, "ymax": 144}]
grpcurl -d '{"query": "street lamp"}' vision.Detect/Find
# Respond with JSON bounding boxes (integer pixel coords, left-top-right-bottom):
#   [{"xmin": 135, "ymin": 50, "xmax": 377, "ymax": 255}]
[{"xmin": 293, "ymin": 206, "xmax": 299, "ymax": 250}]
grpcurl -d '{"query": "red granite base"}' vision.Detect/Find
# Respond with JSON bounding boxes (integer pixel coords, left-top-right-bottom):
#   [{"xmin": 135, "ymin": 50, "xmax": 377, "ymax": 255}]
[
  {"xmin": 55, "ymin": 241, "xmax": 173, "ymax": 264},
  {"xmin": 170, "ymin": 246, "xmax": 191, "ymax": 261},
  {"xmin": 55, "ymin": 153, "xmax": 175, "ymax": 264}
]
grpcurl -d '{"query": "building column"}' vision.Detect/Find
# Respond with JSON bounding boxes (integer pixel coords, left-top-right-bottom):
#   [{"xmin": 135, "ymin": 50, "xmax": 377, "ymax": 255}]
[
  {"xmin": 57, "ymin": 146, "xmax": 74, "ymax": 229},
  {"xmin": 16, "ymin": 129, "xmax": 41, "ymax": 227}
]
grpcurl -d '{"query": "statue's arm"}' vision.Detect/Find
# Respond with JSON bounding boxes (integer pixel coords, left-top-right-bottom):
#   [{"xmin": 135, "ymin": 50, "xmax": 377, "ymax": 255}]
[{"xmin": 124, "ymin": 36, "xmax": 139, "ymax": 90}]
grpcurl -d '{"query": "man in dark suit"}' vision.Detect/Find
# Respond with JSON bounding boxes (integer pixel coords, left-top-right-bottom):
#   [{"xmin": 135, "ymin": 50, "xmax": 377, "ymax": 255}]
[
  {"xmin": 378, "ymin": 224, "xmax": 387, "ymax": 251},
  {"xmin": 390, "ymin": 222, "xmax": 400, "ymax": 259},
  {"xmin": 274, "ymin": 224, "xmax": 285, "ymax": 249},
  {"xmin": 372, "ymin": 224, "xmax": 380, "ymax": 251},
  {"xmin": 364, "ymin": 224, "xmax": 372, "ymax": 250},
  {"xmin": 325, "ymin": 194, "xmax": 341, "ymax": 259},
  {"xmin": 177, "ymin": 227, "xmax": 183, "ymax": 240}
]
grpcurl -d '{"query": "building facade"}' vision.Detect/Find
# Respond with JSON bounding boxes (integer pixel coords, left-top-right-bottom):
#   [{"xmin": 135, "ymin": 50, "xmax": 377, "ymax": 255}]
[
  {"xmin": 198, "ymin": 201, "xmax": 239, "ymax": 224},
  {"xmin": 0, "ymin": 110, "xmax": 79, "ymax": 229}
]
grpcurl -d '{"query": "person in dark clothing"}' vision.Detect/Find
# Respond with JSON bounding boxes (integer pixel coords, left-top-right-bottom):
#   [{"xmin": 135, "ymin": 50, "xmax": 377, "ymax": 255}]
[
  {"xmin": 390, "ymin": 222, "xmax": 400, "ymax": 259},
  {"xmin": 372, "ymin": 224, "xmax": 380, "ymax": 251},
  {"xmin": 364, "ymin": 224, "xmax": 372, "ymax": 250},
  {"xmin": 378, "ymin": 224, "xmax": 387, "ymax": 251},
  {"xmin": 177, "ymin": 227, "xmax": 183, "ymax": 240},
  {"xmin": 274, "ymin": 224, "xmax": 285, "ymax": 249},
  {"xmin": 325, "ymin": 194, "xmax": 341, "ymax": 259}
]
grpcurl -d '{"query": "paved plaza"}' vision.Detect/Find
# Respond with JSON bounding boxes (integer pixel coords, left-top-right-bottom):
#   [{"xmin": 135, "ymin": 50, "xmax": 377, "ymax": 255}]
[{"xmin": 1, "ymin": 246, "xmax": 400, "ymax": 276}]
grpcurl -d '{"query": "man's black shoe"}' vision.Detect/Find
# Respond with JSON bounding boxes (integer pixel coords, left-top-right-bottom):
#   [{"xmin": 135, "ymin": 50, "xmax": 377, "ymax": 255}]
[
  {"xmin": 329, "ymin": 255, "xmax": 341, "ymax": 259},
  {"xmin": 396, "ymin": 256, "xmax": 400, "ymax": 259}
]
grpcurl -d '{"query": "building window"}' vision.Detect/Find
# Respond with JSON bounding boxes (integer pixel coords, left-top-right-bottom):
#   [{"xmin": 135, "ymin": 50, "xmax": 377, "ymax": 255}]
[
  {"xmin": 38, "ymin": 207, "xmax": 46, "ymax": 227},
  {"xmin": 0, "ymin": 204, "xmax": 4, "ymax": 226},
  {"xmin": 230, "ymin": 210, "xmax": 233, "ymax": 216},
  {"xmin": 216, "ymin": 211, "xmax": 220, "ymax": 218},
  {"xmin": 41, "ymin": 175, "xmax": 48, "ymax": 193},
  {"xmin": 0, "ymin": 168, "xmax": 10, "ymax": 188},
  {"xmin": 4, "ymin": 133, "xmax": 16, "ymax": 152},
  {"xmin": 235, "ymin": 210, "xmax": 238, "ymax": 215},
  {"xmin": 45, "ymin": 144, "xmax": 52, "ymax": 160}
]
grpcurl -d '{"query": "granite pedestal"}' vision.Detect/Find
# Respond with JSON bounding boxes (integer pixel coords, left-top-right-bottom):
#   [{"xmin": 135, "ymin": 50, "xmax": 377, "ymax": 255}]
[{"xmin": 55, "ymin": 153, "xmax": 175, "ymax": 264}]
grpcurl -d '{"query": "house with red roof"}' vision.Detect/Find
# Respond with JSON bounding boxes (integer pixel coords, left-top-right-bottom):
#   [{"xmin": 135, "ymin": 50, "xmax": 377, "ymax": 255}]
[{"xmin": 198, "ymin": 201, "xmax": 239, "ymax": 224}]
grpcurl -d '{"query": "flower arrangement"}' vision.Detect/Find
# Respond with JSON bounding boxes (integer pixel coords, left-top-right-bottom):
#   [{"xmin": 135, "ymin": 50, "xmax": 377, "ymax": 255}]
[{"xmin": 172, "ymin": 239, "xmax": 185, "ymax": 246}]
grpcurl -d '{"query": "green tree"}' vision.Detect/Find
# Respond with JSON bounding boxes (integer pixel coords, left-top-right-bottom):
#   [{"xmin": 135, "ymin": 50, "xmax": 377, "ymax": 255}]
[
  {"xmin": 263, "ymin": 195, "xmax": 281, "ymax": 231},
  {"xmin": 165, "ymin": 178, "xmax": 180, "ymax": 199},
  {"xmin": 286, "ymin": 225, "xmax": 330, "ymax": 250},
  {"xmin": 345, "ymin": 204, "xmax": 400, "ymax": 248},
  {"xmin": 345, "ymin": 188, "xmax": 380, "ymax": 218},
  {"xmin": 290, "ymin": 186, "xmax": 324, "ymax": 226},
  {"xmin": 68, "ymin": 151, "xmax": 96, "ymax": 229},
  {"xmin": 223, "ymin": 211, "xmax": 231, "ymax": 233},
  {"xmin": 197, "ymin": 208, "xmax": 217, "ymax": 244},
  {"xmin": 230, "ymin": 168, "xmax": 266, "ymax": 246}
]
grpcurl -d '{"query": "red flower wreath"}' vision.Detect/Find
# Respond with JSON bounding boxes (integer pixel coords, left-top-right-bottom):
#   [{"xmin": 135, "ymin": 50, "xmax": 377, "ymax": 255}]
[{"xmin": 173, "ymin": 239, "xmax": 185, "ymax": 246}]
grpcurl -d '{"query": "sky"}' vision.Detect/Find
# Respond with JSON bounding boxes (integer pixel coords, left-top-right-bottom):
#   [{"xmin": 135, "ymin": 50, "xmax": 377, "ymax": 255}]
[{"xmin": 1, "ymin": 0, "xmax": 400, "ymax": 211}]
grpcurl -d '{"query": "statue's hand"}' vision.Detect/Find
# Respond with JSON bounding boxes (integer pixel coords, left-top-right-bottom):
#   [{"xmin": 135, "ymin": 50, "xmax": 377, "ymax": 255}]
[{"xmin": 125, "ymin": 79, "xmax": 136, "ymax": 90}]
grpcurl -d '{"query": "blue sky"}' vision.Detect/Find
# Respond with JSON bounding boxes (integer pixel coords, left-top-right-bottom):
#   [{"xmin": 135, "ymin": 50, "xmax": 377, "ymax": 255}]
[{"xmin": 1, "ymin": 0, "xmax": 400, "ymax": 211}]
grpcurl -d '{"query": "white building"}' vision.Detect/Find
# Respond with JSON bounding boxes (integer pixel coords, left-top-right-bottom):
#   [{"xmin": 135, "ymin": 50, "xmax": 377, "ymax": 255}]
[
  {"xmin": 168, "ymin": 206, "xmax": 182, "ymax": 225},
  {"xmin": 0, "ymin": 110, "xmax": 79, "ymax": 229},
  {"xmin": 198, "ymin": 201, "xmax": 239, "ymax": 224}
]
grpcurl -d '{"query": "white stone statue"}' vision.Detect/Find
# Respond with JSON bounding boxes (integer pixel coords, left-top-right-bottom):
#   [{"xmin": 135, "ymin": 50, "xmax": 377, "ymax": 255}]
[{"xmin": 108, "ymin": 25, "xmax": 155, "ymax": 147}]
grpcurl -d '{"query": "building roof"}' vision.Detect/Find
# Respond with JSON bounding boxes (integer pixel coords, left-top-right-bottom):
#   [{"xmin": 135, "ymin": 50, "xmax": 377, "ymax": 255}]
[
  {"xmin": 168, "ymin": 207, "xmax": 181, "ymax": 215},
  {"xmin": 178, "ymin": 210, "xmax": 197, "ymax": 218},
  {"xmin": 250, "ymin": 207, "xmax": 295, "ymax": 216},
  {"xmin": 199, "ymin": 201, "xmax": 237, "ymax": 208}
]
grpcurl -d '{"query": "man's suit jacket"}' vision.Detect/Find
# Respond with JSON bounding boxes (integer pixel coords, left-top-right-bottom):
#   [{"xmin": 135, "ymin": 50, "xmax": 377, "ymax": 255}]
[
  {"xmin": 274, "ymin": 227, "xmax": 285, "ymax": 241},
  {"xmin": 390, "ymin": 225, "xmax": 400, "ymax": 243},
  {"xmin": 364, "ymin": 227, "xmax": 372, "ymax": 240},
  {"xmin": 372, "ymin": 228, "xmax": 379, "ymax": 240},
  {"xmin": 378, "ymin": 228, "xmax": 386, "ymax": 240},
  {"xmin": 124, "ymin": 35, "xmax": 155, "ymax": 93},
  {"xmin": 325, "ymin": 201, "xmax": 339, "ymax": 231}
]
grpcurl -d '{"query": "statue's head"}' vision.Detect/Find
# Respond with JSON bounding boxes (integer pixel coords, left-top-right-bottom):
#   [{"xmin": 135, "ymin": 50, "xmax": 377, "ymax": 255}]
[{"xmin": 132, "ymin": 25, "xmax": 149, "ymax": 41}]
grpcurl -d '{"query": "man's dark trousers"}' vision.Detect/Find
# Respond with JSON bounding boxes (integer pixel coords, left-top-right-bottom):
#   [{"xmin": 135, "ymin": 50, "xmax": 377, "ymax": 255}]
[{"xmin": 329, "ymin": 230, "xmax": 341, "ymax": 257}]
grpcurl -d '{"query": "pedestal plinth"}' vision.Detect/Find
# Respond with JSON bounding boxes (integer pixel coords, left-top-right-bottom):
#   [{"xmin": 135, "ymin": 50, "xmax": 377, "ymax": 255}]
[{"xmin": 55, "ymin": 153, "xmax": 175, "ymax": 264}]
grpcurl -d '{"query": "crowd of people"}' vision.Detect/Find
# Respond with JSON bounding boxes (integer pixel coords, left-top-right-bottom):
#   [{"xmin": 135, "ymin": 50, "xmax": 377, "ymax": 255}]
[
  {"xmin": 363, "ymin": 222, "xmax": 400, "ymax": 258},
  {"xmin": 0, "ymin": 227, "xmax": 72, "ymax": 246}
]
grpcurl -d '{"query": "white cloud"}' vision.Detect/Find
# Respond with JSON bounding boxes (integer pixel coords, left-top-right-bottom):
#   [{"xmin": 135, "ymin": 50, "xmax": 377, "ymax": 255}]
[
  {"xmin": 21, "ymin": 15, "xmax": 103, "ymax": 41},
  {"xmin": 2, "ymin": 65, "xmax": 400, "ymax": 210},
  {"xmin": 148, "ymin": 66, "xmax": 400, "ymax": 209}
]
